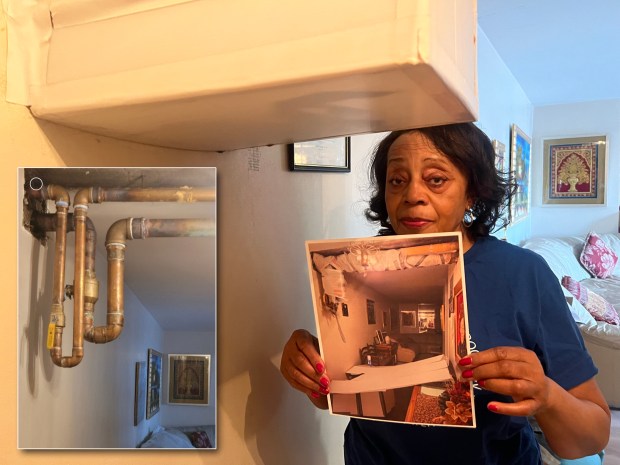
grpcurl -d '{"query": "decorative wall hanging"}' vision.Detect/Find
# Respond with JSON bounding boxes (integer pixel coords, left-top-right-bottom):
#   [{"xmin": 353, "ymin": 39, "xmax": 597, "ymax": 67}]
[
  {"xmin": 542, "ymin": 135, "xmax": 607, "ymax": 205},
  {"xmin": 288, "ymin": 136, "xmax": 351, "ymax": 172},
  {"xmin": 509, "ymin": 124, "xmax": 531, "ymax": 224},
  {"xmin": 168, "ymin": 354, "xmax": 210, "ymax": 406},
  {"xmin": 146, "ymin": 348, "xmax": 162, "ymax": 419},
  {"xmin": 134, "ymin": 361, "xmax": 147, "ymax": 426}
]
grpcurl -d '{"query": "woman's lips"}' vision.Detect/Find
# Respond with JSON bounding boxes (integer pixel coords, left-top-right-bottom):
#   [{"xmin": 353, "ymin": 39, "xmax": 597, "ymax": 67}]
[{"xmin": 400, "ymin": 217, "xmax": 432, "ymax": 229}]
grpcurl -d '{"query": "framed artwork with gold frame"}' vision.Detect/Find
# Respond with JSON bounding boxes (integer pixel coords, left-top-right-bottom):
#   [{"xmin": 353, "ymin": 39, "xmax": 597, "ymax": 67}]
[
  {"xmin": 168, "ymin": 354, "xmax": 210, "ymax": 406},
  {"xmin": 542, "ymin": 135, "xmax": 607, "ymax": 205}
]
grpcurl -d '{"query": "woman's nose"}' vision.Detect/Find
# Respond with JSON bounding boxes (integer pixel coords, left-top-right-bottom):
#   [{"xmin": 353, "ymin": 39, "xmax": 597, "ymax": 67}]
[{"xmin": 403, "ymin": 180, "xmax": 428, "ymax": 205}]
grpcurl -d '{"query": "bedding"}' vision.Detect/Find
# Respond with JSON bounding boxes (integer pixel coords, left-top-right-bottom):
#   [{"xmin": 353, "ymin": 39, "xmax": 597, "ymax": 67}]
[{"xmin": 139, "ymin": 425, "xmax": 215, "ymax": 449}]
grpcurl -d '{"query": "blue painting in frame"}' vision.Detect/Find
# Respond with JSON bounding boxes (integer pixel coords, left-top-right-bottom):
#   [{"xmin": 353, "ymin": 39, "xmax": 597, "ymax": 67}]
[{"xmin": 509, "ymin": 124, "xmax": 531, "ymax": 225}]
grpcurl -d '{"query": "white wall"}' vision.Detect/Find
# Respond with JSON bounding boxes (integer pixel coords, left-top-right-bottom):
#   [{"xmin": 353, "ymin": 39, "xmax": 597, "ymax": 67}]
[
  {"xmin": 18, "ymin": 224, "xmax": 165, "ymax": 448},
  {"xmin": 530, "ymin": 100, "xmax": 620, "ymax": 237},
  {"xmin": 160, "ymin": 331, "xmax": 216, "ymax": 430},
  {"xmin": 476, "ymin": 27, "xmax": 534, "ymax": 245}
]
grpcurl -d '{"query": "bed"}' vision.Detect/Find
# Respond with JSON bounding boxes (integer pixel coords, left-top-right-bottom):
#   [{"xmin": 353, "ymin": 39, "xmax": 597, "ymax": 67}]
[{"xmin": 138, "ymin": 425, "xmax": 216, "ymax": 449}]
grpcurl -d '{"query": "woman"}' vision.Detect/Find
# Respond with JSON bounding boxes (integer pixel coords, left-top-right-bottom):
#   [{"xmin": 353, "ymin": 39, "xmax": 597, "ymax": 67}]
[{"xmin": 280, "ymin": 123, "xmax": 610, "ymax": 464}]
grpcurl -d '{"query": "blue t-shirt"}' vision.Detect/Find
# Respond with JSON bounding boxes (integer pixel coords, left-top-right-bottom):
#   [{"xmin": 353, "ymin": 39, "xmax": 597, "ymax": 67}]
[{"xmin": 344, "ymin": 236, "xmax": 597, "ymax": 465}]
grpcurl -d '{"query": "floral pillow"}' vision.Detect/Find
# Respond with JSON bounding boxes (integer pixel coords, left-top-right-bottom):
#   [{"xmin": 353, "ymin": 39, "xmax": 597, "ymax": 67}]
[
  {"xmin": 562, "ymin": 276, "xmax": 619, "ymax": 325},
  {"xmin": 579, "ymin": 231, "xmax": 618, "ymax": 279}
]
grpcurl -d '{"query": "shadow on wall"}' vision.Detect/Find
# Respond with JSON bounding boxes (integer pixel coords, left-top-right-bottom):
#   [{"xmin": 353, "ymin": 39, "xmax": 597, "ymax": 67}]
[
  {"xmin": 23, "ymin": 239, "xmax": 56, "ymax": 394},
  {"xmin": 245, "ymin": 359, "xmax": 332, "ymax": 465}
]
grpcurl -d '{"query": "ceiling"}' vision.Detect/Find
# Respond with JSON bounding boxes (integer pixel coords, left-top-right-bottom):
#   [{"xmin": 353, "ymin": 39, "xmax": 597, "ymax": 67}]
[
  {"xmin": 24, "ymin": 168, "xmax": 216, "ymax": 332},
  {"xmin": 478, "ymin": 0, "xmax": 620, "ymax": 106},
  {"xmin": 358, "ymin": 267, "xmax": 447, "ymax": 304}
]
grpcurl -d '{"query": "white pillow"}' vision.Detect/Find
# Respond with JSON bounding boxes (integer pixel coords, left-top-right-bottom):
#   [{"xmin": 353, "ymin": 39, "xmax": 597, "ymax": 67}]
[
  {"xmin": 522, "ymin": 237, "xmax": 591, "ymax": 282},
  {"xmin": 597, "ymin": 233, "xmax": 620, "ymax": 278},
  {"xmin": 562, "ymin": 286, "xmax": 596, "ymax": 325}
]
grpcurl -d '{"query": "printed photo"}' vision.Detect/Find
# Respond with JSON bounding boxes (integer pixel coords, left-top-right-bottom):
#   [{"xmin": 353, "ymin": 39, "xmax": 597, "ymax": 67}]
[{"xmin": 306, "ymin": 232, "xmax": 475, "ymax": 427}]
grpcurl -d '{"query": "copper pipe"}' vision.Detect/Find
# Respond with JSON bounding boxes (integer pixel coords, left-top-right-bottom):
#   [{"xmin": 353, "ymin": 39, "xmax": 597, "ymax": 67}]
[
  {"xmin": 46, "ymin": 185, "xmax": 84, "ymax": 367},
  {"xmin": 83, "ymin": 218, "xmax": 214, "ymax": 344},
  {"xmin": 129, "ymin": 218, "xmax": 216, "ymax": 239},
  {"xmin": 74, "ymin": 186, "xmax": 212, "ymax": 342},
  {"xmin": 32, "ymin": 211, "xmax": 99, "ymax": 350},
  {"xmin": 74, "ymin": 187, "xmax": 215, "ymax": 206},
  {"xmin": 74, "ymin": 186, "xmax": 214, "ymax": 345},
  {"xmin": 37, "ymin": 184, "xmax": 214, "ymax": 366},
  {"xmin": 30, "ymin": 212, "xmax": 97, "ymax": 268}
]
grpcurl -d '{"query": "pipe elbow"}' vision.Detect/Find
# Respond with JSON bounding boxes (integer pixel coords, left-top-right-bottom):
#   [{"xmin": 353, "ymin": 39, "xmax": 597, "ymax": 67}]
[
  {"xmin": 62, "ymin": 349, "xmax": 84, "ymax": 367},
  {"xmin": 106, "ymin": 219, "xmax": 130, "ymax": 246},
  {"xmin": 85, "ymin": 324, "xmax": 123, "ymax": 344},
  {"xmin": 50, "ymin": 348, "xmax": 83, "ymax": 368},
  {"xmin": 74, "ymin": 187, "xmax": 94, "ymax": 207},
  {"xmin": 46, "ymin": 185, "xmax": 70, "ymax": 205},
  {"xmin": 106, "ymin": 324, "xmax": 123, "ymax": 341}
]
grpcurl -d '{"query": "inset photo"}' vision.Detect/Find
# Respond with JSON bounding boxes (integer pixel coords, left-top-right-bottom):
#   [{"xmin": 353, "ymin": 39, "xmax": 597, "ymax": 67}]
[{"xmin": 18, "ymin": 167, "xmax": 217, "ymax": 449}]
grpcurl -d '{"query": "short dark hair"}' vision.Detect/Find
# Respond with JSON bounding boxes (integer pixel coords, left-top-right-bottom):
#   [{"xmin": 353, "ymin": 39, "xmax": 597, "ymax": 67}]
[{"xmin": 365, "ymin": 122, "xmax": 516, "ymax": 238}]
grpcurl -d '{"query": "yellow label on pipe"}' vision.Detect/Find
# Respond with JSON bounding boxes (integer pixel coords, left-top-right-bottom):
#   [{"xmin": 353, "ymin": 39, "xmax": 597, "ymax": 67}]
[{"xmin": 46, "ymin": 323, "xmax": 56, "ymax": 349}]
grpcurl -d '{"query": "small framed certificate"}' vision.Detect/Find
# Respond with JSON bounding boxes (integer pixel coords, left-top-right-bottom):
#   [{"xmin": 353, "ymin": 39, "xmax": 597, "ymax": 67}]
[{"xmin": 288, "ymin": 136, "xmax": 351, "ymax": 172}]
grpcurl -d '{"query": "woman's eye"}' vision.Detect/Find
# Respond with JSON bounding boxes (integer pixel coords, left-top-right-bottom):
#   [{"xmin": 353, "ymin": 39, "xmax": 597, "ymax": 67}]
[
  {"xmin": 427, "ymin": 177, "xmax": 447, "ymax": 187},
  {"xmin": 388, "ymin": 177, "xmax": 405, "ymax": 187}
]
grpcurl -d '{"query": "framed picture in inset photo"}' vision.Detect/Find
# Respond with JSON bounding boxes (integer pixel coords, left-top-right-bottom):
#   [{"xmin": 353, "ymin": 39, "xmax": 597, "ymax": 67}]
[
  {"xmin": 134, "ymin": 361, "xmax": 147, "ymax": 426},
  {"xmin": 168, "ymin": 354, "xmax": 210, "ymax": 406},
  {"xmin": 542, "ymin": 135, "xmax": 607, "ymax": 205},
  {"xmin": 146, "ymin": 348, "xmax": 162, "ymax": 419}
]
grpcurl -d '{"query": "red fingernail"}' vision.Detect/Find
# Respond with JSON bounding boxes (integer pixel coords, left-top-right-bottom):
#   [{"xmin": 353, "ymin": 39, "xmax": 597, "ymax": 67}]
[
  {"xmin": 311, "ymin": 391, "xmax": 320, "ymax": 398},
  {"xmin": 478, "ymin": 379, "xmax": 485, "ymax": 388},
  {"xmin": 458, "ymin": 357, "xmax": 472, "ymax": 366},
  {"xmin": 316, "ymin": 362, "xmax": 324, "ymax": 374},
  {"xmin": 488, "ymin": 404, "xmax": 498, "ymax": 412},
  {"xmin": 319, "ymin": 386, "xmax": 330, "ymax": 395},
  {"xmin": 462, "ymin": 369, "xmax": 473, "ymax": 378},
  {"xmin": 319, "ymin": 376, "xmax": 329, "ymax": 388}
]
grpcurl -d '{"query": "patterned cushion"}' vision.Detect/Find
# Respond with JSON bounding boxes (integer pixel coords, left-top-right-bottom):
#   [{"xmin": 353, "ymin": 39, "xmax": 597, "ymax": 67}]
[
  {"xmin": 562, "ymin": 276, "xmax": 620, "ymax": 325},
  {"xmin": 580, "ymin": 232, "xmax": 618, "ymax": 279},
  {"xmin": 561, "ymin": 286, "xmax": 596, "ymax": 325},
  {"xmin": 187, "ymin": 430, "xmax": 212, "ymax": 448}
]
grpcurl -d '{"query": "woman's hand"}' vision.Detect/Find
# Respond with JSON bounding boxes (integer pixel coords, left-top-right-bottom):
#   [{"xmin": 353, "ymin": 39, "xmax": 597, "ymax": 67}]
[
  {"xmin": 280, "ymin": 329, "xmax": 330, "ymax": 409},
  {"xmin": 458, "ymin": 346, "xmax": 551, "ymax": 416},
  {"xmin": 460, "ymin": 346, "xmax": 610, "ymax": 458}
]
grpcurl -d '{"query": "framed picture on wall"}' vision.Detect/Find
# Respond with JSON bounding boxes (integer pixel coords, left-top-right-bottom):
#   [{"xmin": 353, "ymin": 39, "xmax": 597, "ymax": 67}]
[
  {"xmin": 134, "ymin": 361, "xmax": 147, "ymax": 426},
  {"xmin": 492, "ymin": 139, "xmax": 506, "ymax": 173},
  {"xmin": 542, "ymin": 135, "xmax": 607, "ymax": 205},
  {"xmin": 288, "ymin": 136, "xmax": 351, "ymax": 172},
  {"xmin": 509, "ymin": 124, "xmax": 532, "ymax": 224},
  {"xmin": 146, "ymin": 348, "xmax": 162, "ymax": 419},
  {"xmin": 168, "ymin": 354, "xmax": 210, "ymax": 406},
  {"xmin": 366, "ymin": 299, "xmax": 376, "ymax": 324}
]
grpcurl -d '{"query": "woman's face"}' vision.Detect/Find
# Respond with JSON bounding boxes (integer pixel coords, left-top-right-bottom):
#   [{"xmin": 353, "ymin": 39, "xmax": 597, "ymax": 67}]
[{"xmin": 384, "ymin": 131, "xmax": 474, "ymax": 251}]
